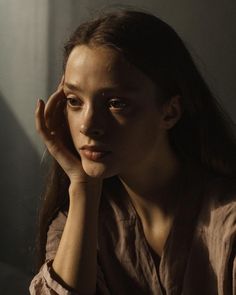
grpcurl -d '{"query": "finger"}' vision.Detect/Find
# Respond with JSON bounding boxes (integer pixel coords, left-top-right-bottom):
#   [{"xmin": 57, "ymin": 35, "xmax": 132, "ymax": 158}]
[
  {"xmin": 36, "ymin": 99, "xmax": 81, "ymax": 173},
  {"xmin": 36, "ymin": 99, "xmax": 69, "ymax": 155},
  {"xmin": 44, "ymin": 87, "xmax": 66, "ymax": 130},
  {"xmin": 60, "ymin": 75, "xmax": 65, "ymax": 86},
  {"xmin": 35, "ymin": 99, "xmax": 55, "ymax": 142},
  {"xmin": 56, "ymin": 75, "xmax": 65, "ymax": 91}
]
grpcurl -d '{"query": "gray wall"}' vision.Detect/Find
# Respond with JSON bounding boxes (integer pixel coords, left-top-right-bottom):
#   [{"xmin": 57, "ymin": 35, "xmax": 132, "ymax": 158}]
[{"xmin": 0, "ymin": 0, "xmax": 235, "ymax": 294}]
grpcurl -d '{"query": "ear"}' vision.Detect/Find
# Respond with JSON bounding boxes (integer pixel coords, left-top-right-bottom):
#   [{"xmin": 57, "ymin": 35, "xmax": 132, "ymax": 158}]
[{"xmin": 160, "ymin": 95, "xmax": 182, "ymax": 130}]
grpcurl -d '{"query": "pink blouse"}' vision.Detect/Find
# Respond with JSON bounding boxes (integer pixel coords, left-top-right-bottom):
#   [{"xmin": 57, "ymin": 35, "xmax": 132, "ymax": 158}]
[{"xmin": 29, "ymin": 177, "xmax": 236, "ymax": 295}]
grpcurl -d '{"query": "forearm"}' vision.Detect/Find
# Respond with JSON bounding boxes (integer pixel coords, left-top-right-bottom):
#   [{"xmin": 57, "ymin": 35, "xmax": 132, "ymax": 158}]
[{"xmin": 52, "ymin": 182, "xmax": 102, "ymax": 294}]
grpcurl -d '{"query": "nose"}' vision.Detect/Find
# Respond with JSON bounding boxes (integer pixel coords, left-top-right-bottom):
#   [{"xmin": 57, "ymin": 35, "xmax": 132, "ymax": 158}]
[
  {"xmin": 79, "ymin": 105, "xmax": 106, "ymax": 138},
  {"xmin": 80, "ymin": 123, "xmax": 105, "ymax": 137}
]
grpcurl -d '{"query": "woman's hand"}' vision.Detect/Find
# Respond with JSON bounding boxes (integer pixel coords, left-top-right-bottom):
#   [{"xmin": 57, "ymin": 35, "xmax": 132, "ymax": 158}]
[{"xmin": 35, "ymin": 78, "xmax": 95, "ymax": 185}]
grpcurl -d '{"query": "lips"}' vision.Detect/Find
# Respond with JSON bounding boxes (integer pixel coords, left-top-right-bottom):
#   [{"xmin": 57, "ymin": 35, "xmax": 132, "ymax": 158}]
[
  {"xmin": 80, "ymin": 145, "xmax": 111, "ymax": 161},
  {"xmin": 81, "ymin": 150, "xmax": 111, "ymax": 161}
]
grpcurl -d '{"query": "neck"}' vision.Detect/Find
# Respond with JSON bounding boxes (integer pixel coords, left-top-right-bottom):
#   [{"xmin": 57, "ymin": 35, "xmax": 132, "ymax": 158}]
[{"xmin": 118, "ymin": 150, "xmax": 185, "ymax": 227}]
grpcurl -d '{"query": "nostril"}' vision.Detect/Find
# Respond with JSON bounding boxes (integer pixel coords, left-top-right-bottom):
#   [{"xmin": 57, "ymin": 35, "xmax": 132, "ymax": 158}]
[
  {"xmin": 79, "ymin": 124, "xmax": 105, "ymax": 137},
  {"xmin": 93, "ymin": 129, "xmax": 105, "ymax": 136}
]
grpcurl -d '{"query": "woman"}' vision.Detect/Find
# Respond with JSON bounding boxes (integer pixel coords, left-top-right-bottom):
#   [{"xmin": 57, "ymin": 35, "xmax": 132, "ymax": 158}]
[{"xmin": 30, "ymin": 9, "xmax": 236, "ymax": 295}]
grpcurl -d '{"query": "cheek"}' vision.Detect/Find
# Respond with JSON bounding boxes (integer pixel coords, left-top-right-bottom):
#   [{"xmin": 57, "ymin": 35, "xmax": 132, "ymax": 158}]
[{"xmin": 114, "ymin": 116, "xmax": 162, "ymax": 153}]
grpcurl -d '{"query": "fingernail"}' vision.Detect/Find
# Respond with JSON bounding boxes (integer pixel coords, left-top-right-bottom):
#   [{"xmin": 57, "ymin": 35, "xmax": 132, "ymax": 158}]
[{"xmin": 37, "ymin": 99, "xmax": 41, "ymax": 107}]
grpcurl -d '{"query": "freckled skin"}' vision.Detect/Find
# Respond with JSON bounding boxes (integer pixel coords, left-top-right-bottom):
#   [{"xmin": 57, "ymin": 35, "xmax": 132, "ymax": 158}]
[{"xmin": 64, "ymin": 45, "xmax": 170, "ymax": 180}]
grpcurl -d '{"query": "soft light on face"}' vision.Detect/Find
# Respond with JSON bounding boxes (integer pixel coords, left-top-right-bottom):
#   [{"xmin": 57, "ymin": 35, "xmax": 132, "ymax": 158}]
[{"xmin": 63, "ymin": 45, "xmax": 168, "ymax": 179}]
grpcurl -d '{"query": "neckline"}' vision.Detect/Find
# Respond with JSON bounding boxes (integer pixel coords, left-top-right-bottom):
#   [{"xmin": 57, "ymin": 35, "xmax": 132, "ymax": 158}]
[{"xmin": 122, "ymin": 163, "xmax": 209, "ymax": 294}]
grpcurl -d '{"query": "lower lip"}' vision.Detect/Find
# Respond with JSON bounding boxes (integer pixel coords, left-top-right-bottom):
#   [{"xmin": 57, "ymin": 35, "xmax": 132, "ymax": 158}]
[{"xmin": 80, "ymin": 149, "xmax": 111, "ymax": 161}]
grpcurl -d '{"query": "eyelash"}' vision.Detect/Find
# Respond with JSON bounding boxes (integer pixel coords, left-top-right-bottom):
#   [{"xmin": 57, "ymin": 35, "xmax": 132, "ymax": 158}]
[
  {"xmin": 66, "ymin": 97, "xmax": 82, "ymax": 108},
  {"xmin": 108, "ymin": 98, "xmax": 127, "ymax": 110},
  {"xmin": 66, "ymin": 97, "xmax": 128, "ymax": 111}
]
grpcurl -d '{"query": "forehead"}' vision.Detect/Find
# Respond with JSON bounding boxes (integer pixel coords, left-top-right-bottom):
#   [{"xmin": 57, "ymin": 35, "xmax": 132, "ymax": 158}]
[{"xmin": 65, "ymin": 45, "xmax": 156, "ymax": 92}]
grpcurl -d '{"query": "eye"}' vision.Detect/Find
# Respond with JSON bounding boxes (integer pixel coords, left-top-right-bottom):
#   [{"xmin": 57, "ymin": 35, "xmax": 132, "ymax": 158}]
[
  {"xmin": 108, "ymin": 98, "xmax": 127, "ymax": 111},
  {"xmin": 66, "ymin": 97, "xmax": 82, "ymax": 108}
]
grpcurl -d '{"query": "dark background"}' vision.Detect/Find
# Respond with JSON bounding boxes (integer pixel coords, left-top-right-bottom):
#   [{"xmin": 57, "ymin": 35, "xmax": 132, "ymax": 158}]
[{"xmin": 0, "ymin": 1, "xmax": 235, "ymax": 294}]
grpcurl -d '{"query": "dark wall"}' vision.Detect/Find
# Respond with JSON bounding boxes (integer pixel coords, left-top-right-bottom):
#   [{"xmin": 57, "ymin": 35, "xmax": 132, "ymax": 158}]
[{"xmin": 0, "ymin": 95, "xmax": 41, "ymax": 293}]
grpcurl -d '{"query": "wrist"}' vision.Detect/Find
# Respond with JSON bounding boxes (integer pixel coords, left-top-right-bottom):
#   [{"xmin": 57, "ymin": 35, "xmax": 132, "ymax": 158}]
[{"xmin": 69, "ymin": 180, "xmax": 102, "ymax": 204}]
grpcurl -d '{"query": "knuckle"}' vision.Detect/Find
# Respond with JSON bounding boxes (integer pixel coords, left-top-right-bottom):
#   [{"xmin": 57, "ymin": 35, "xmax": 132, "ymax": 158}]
[{"xmin": 35, "ymin": 107, "xmax": 41, "ymax": 117}]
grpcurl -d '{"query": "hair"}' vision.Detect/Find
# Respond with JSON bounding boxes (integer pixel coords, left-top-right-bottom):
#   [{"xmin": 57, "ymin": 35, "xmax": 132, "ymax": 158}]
[{"xmin": 35, "ymin": 9, "xmax": 236, "ymax": 269}]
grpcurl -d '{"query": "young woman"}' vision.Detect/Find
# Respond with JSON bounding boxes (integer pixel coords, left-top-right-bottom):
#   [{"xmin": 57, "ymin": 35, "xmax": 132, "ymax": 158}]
[{"xmin": 29, "ymin": 9, "xmax": 236, "ymax": 295}]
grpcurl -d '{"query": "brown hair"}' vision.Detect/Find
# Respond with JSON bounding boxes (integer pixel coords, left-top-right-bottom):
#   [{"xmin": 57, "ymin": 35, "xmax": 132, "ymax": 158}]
[{"xmin": 36, "ymin": 9, "xmax": 236, "ymax": 269}]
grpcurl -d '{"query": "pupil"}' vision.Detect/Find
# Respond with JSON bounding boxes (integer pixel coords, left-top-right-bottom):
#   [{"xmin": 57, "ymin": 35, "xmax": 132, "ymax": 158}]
[{"xmin": 70, "ymin": 98, "xmax": 77, "ymax": 105}]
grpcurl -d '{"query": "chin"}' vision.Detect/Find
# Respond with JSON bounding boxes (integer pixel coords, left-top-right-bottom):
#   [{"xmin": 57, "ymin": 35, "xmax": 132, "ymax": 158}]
[{"xmin": 82, "ymin": 160, "xmax": 117, "ymax": 179}]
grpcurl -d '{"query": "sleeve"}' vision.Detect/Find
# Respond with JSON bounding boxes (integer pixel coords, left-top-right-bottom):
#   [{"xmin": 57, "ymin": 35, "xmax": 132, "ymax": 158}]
[
  {"xmin": 221, "ymin": 202, "xmax": 236, "ymax": 295},
  {"xmin": 233, "ymin": 256, "xmax": 236, "ymax": 295},
  {"xmin": 29, "ymin": 211, "xmax": 111, "ymax": 295},
  {"xmin": 211, "ymin": 199, "xmax": 236, "ymax": 295}
]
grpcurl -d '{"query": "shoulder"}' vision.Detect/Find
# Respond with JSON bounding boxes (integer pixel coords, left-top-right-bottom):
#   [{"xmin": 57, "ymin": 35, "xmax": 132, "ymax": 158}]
[
  {"xmin": 203, "ymin": 176, "xmax": 236, "ymax": 223},
  {"xmin": 197, "ymin": 176, "xmax": 236, "ymax": 251},
  {"xmin": 201, "ymin": 176, "xmax": 236, "ymax": 229},
  {"xmin": 193, "ymin": 176, "xmax": 236, "ymax": 295}
]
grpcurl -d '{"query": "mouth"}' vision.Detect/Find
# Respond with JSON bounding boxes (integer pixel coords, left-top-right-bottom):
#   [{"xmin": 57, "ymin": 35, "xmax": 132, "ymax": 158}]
[{"xmin": 80, "ymin": 148, "xmax": 111, "ymax": 162}]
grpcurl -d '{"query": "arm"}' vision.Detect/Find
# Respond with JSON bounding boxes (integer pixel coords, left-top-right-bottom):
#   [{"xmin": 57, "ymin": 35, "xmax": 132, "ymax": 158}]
[
  {"xmin": 30, "ymin": 79, "xmax": 109, "ymax": 295},
  {"xmin": 30, "ymin": 207, "xmax": 111, "ymax": 295},
  {"xmin": 52, "ymin": 182, "xmax": 102, "ymax": 294}
]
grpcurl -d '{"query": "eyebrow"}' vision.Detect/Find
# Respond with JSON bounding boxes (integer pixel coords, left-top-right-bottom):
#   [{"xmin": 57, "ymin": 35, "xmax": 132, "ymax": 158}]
[
  {"xmin": 64, "ymin": 82, "xmax": 82, "ymax": 92},
  {"xmin": 64, "ymin": 82, "xmax": 137, "ymax": 94}
]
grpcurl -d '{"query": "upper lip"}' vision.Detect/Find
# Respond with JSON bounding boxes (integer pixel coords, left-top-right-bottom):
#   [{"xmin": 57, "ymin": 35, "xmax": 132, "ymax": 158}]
[{"xmin": 80, "ymin": 145, "xmax": 110, "ymax": 152}]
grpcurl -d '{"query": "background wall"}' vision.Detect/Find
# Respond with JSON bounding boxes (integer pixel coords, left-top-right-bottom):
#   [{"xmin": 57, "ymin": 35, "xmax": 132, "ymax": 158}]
[{"xmin": 0, "ymin": 0, "xmax": 235, "ymax": 294}]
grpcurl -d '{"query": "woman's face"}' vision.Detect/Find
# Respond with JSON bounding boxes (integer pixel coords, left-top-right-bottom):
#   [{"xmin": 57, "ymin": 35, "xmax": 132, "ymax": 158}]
[{"xmin": 64, "ymin": 45, "xmax": 169, "ymax": 179}]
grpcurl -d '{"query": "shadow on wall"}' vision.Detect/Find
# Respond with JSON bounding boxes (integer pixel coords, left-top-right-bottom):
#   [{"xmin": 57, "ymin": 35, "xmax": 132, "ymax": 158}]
[{"xmin": 0, "ymin": 93, "xmax": 42, "ymax": 294}]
